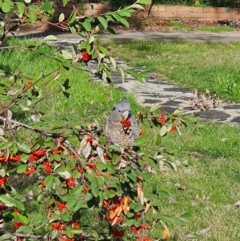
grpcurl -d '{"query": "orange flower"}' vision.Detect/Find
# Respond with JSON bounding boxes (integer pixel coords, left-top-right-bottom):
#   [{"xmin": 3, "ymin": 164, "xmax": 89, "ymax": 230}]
[
  {"xmin": 51, "ymin": 149, "xmax": 62, "ymax": 154},
  {"xmin": 162, "ymin": 228, "xmax": 171, "ymax": 239},
  {"xmin": 13, "ymin": 221, "xmax": 23, "ymax": 229},
  {"xmin": 56, "ymin": 202, "xmax": 67, "ymax": 211},
  {"xmin": 25, "ymin": 80, "xmax": 32, "ymax": 89},
  {"xmin": 170, "ymin": 125, "xmax": 177, "ymax": 133},
  {"xmin": 96, "ymin": 172, "xmax": 104, "ymax": 177},
  {"xmin": 48, "ymin": 210, "xmax": 54, "ymax": 218},
  {"xmin": 137, "ymin": 111, "xmax": 143, "ymax": 119},
  {"xmin": 139, "ymin": 130, "xmax": 144, "ymax": 136},
  {"xmin": 121, "ymin": 196, "xmax": 130, "ymax": 215}
]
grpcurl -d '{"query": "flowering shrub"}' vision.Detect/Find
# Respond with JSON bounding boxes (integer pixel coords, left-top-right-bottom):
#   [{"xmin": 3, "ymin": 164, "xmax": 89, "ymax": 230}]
[{"xmin": 0, "ymin": 0, "xmax": 191, "ymax": 240}]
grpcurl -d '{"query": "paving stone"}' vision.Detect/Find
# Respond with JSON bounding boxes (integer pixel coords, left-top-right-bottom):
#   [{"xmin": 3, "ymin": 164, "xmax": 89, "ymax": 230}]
[
  {"xmin": 195, "ymin": 110, "xmax": 231, "ymax": 120},
  {"xmin": 231, "ymin": 116, "xmax": 240, "ymax": 123},
  {"xmin": 223, "ymin": 105, "xmax": 240, "ymax": 110}
]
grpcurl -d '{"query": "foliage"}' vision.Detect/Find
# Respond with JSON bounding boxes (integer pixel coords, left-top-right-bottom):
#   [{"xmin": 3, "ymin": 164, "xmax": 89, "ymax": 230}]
[{"xmin": 0, "ymin": 0, "xmax": 191, "ymax": 240}]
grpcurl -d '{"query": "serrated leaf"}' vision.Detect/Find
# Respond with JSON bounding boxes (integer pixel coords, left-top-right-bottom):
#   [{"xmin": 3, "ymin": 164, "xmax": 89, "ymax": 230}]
[{"xmin": 44, "ymin": 35, "xmax": 57, "ymax": 41}]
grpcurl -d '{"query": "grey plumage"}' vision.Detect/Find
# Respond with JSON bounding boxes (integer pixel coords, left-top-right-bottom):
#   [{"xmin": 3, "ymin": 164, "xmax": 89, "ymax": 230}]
[{"xmin": 105, "ymin": 97, "xmax": 139, "ymax": 149}]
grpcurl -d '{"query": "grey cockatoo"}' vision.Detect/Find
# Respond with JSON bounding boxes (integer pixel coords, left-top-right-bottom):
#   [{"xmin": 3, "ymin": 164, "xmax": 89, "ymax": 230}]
[{"xmin": 105, "ymin": 97, "xmax": 139, "ymax": 149}]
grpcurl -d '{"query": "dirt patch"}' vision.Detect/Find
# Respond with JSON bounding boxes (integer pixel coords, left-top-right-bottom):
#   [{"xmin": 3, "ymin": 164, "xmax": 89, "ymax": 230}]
[{"xmin": 15, "ymin": 16, "xmax": 240, "ymax": 35}]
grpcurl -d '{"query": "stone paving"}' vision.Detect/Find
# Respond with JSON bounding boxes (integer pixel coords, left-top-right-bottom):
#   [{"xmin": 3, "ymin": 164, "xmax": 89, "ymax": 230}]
[{"xmin": 23, "ymin": 30, "xmax": 240, "ymax": 126}]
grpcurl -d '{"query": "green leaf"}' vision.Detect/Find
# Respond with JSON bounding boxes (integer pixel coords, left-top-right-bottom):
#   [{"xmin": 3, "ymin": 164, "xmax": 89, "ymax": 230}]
[
  {"xmin": 29, "ymin": 10, "xmax": 37, "ymax": 23},
  {"xmin": 0, "ymin": 195, "xmax": 16, "ymax": 207},
  {"xmin": 17, "ymin": 225, "xmax": 32, "ymax": 234},
  {"xmin": 99, "ymin": 46, "xmax": 109, "ymax": 56},
  {"xmin": 112, "ymin": 12, "xmax": 121, "ymax": 21},
  {"xmin": 61, "ymin": 50, "xmax": 72, "ymax": 60},
  {"xmin": 138, "ymin": 0, "xmax": 151, "ymax": 4},
  {"xmin": 129, "ymin": 4, "xmax": 145, "ymax": 10},
  {"xmin": 158, "ymin": 190, "xmax": 170, "ymax": 198},
  {"xmin": 119, "ymin": 17, "xmax": 129, "ymax": 28},
  {"xmin": 91, "ymin": 186, "xmax": 99, "ymax": 197},
  {"xmin": 17, "ymin": 164, "xmax": 27, "ymax": 174},
  {"xmin": 17, "ymin": 143, "xmax": 31, "ymax": 154},
  {"xmin": 149, "ymin": 104, "xmax": 159, "ymax": 113},
  {"xmin": 62, "ymin": 0, "xmax": 68, "ymax": 7},
  {"xmin": 42, "ymin": 1, "xmax": 51, "ymax": 13},
  {"xmin": 118, "ymin": 9, "xmax": 131, "ymax": 17},
  {"xmin": 16, "ymin": 2, "xmax": 25, "ymax": 14},
  {"xmin": 82, "ymin": 19, "xmax": 92, "ymax": 31},
  {"xmin": 2, "ymin": 0, "xmax": 12, "ymax": 13},
  {"xmin": 179, "ymin": 212, "xmax": 192, "ymax": 222},
  {"xmin": 59, "ymin": 13, "xmax": 65, "ymax": 22},
  {"xmin": 160, "ymin": 126, "xmax": 167, "ymax": 137},
  {"xmin": 57, "ymin": 171, "xmax": 71, "ymax": 179},
  {"xmin": 68, "ymin": 11, "xmax": 76, "ymax": 24},
  {"xmin": 15, "ymin": 213, "xmax": 29, "ymax": 225},
  {"xmin": 44, "ymin": 175, "xmax": 55, "ymax": 190},
  {"xmin": 97, "ymin": 16, "xmax": 108, "ymax": 29},
  {"xmin": 87, "ymin": 174, "xmax": 99, "ymax": 187},
  {"xmin": 108, "ymin": 145, "xmax": 122, "ymax": 153},
  {"xmin": 44, "ymin": 35, "xmax": 57, "ymax": 41},
  {"xmin": 0, "ymin": 234, "xmax": 13, "ymax": 240},
  {"xmin": 126, "ymin": 68, "xmax": 139, "ymax": 78},
  {"xmin": 51, "ymin": 230, "xmax": 58, "ymax": 240},
  {"xmin": 67, "ymin": 198, "xmax": 77, "ymax": 209},
  {"xmin": 133, "ymin": 135, "xmax": 145, "ymax": 146},
  {"xmin": 14, "ymin": 200, "xmax": 25, "ymax": 211}
]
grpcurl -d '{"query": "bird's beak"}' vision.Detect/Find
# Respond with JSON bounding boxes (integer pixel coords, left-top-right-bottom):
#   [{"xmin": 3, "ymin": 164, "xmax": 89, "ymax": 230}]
[{"xmin": 122, "ymin": 111, "xmax": 129, "ymax": 119}]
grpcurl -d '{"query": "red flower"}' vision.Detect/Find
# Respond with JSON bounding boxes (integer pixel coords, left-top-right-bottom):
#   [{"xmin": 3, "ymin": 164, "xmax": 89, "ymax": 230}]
[
  {"xmin": 9, "ymin": 154, "xmax": 21, "ymax": 162},
  {"xmin": 48, "ymin": 210, "xmax": 54, "ymax": 218},
  {"xmin": 32, "ymin": 149, "xmax": 46, "ymax": 157},
  {"xmin": 0, "ymin": 177, "xmax": 8, "ymax": 186},
  {"xmin": 112, "ymin": 229, "xmax": 124, "ymax": 237},
  {"xmin": 43, "ymin": 166, "xmax": 52, "ymax": 174},
  {"xmin": 159, "ymin": 114, "xmax": 166, "ymax": 125},
  {"xmin": 59, "ymin": 237, "xmax": 74, "ymax": 241},
  {"xmin": 13, "ymin": 221, "xmax": 23, "ymax": 229},
  {"xmin": 0, "ymin": 203, "xmax": 7, "ymax": 211},
  {"xmin": 0, "ymin": 156, "xmax": 7, "ymax": 163},
  {"xmin": 13, "ymin": 208, "xmax": 19, "ymax": 213},
  {"xmin": 39, "ymin": 181, "xmax": 45, "ymax": 189},
  {"xmin": 83, "ymin": 187, "xmax": 90, "ymax": 194},
  {"xmin": 81, "ymin": 51, "xmax": 92, "ymax": 62},
  {"xmin": 76, "ymin": 167, "xmax": 84, "ymax": 173},
  {"xmin": 121, "ymin": 118, "xmax": 131, "ymax": 128},
  {"xmin": 51, "ymin": 149, "xmax": 62, "ymax": 155},
  {"xmin": 86, "ymin": 163, "xmax": 96, "ymax": 170},
  {"xmin": 51, "ymin": 222, "xmax": 63, "ymax": 231},
  {"xmin": 66, "ymin": 177, "xmax": 76, "ymax": 188},
  {"xmin": 135, "ymin": 211, "xmax": 142, "ymax": 218},
  {"xmin": 130, "ymin": 226, "xmax": 137, "ymax": 234},
  {"xmin": 96, "ymin": 172, "xmax": 104, "ymax": 177},
  {"xmin": 170, "ymin": 125, "xmax": 177, "ymax": 133},
  {"xmin": 86, "ymin": 137, "xmax": 93, "ymax": 143},
  {"xmin": 24, "ymin": 166, "xmax": 36, "ymax": 176},
  {"xmin": 56, "ymin": 202, "xmax": 68, "ymax": 211},
  {"xmin": 72, "ymin": 222, "xmax": 79, "ymax": 229}
]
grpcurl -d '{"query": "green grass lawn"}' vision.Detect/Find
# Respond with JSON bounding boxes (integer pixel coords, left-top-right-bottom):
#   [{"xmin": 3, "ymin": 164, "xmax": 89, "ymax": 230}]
[
  {"xmin": 1, "ymin": 38, "xmax": 240, "ymax": 241},
  {"xmin": 104, "ymin": 40, "xmax": 240, "ymax": 102}
]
